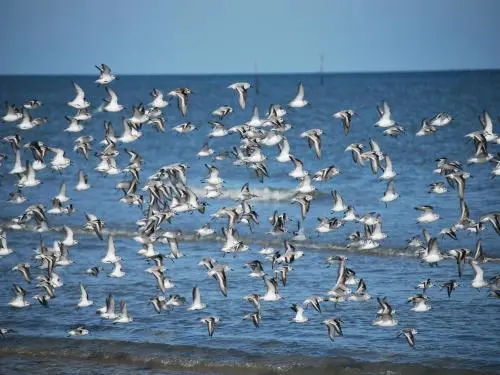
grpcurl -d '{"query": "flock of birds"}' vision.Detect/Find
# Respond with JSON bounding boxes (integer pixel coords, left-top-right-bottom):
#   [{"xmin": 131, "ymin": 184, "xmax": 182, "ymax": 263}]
[{"xmin": 0, "ymin": 64, "xmax": 500, "ymax": 351}]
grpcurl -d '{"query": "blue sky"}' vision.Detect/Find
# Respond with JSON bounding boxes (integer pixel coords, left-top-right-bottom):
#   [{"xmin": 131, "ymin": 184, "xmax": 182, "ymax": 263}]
[{"xmin": 1, "ymin": 0, "xmax": 499, "ymax": 74}]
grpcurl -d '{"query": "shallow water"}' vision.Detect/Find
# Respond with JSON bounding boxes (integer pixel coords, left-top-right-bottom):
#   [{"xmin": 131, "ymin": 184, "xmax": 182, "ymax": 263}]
[{"xmin": 0, "ymin": 71, "xmax": 499, "ymax": 374}]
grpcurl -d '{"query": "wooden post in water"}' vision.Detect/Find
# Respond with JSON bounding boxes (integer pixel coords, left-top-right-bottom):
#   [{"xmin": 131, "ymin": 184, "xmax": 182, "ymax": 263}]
[
  {"xmin": 254, "ymin": 61, "xmax": 260, "ymax": 95},
  {"xmin": 320, "ymin": 54, "xmax": 325, "ymax": 86}
]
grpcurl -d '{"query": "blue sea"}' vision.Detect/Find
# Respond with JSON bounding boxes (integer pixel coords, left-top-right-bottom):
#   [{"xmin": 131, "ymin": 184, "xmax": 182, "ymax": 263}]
[{"xmin": 0, "ymin": 71, "xmax": 499, "ymax": 375}]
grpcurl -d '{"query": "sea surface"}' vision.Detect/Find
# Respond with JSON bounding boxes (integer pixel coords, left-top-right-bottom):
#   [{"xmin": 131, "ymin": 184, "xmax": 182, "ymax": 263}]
[{"xmin": 0, "ymin": 71, "xmax": 499, "ymax": 375}]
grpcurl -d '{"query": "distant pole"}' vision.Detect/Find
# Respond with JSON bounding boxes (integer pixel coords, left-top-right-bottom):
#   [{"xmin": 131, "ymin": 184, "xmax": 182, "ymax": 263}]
[
  {"xmin": 254, "ymin": 61, "xmax": 260, "ymax": 95},
  {"xmin": 320, "ymin": 54, "xmax": 324, "ymax": 86}
]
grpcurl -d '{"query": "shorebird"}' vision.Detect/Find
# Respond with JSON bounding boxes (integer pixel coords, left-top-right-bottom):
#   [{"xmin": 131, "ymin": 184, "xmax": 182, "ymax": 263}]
[
  {"xmin": 333, "ymin": 109, "xmax": 356, "ymax": 135},
  {"xmin": 398, "ymin": 328, "xmax": 417, "ymax": 348},
  {"xmin": 228, "ymin": 82, "xmax": 251, "ymax": 109},
  {"xmin": 288, "ymin": 82, "xmax": 309, "ymax": 108},
  {"xmin": 200, "ymin": 316, "xmax": 219, "ymax": 337},
  {"xmin": 95, "ymin": 63, "xmax": 117, "ymax": 85}
]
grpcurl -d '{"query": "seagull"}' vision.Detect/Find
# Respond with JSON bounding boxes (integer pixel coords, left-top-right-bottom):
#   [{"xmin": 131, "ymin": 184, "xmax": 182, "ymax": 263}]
[
  {"xmin": 95, "ymin": 63, "xmax": 117, "ymax": 85},
  {"xmin": 228, "ymin": 82, "xmax": 251, "ymax": 109},
  {"xmin": 288, "ymin": 82, "xmax": 309, "ymax": 108},
  {"xmin": 200, "ymin": 316, "xmax": 219, "ymax": 337},
  {"xmin": 398, "ymin": 328, "xmax": 417, "ymax": 348}
]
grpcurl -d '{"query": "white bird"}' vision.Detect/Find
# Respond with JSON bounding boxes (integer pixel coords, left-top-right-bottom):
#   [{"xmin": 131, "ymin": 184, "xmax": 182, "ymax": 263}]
[
  {"xmin": 113, "ymin": 300, "xmax": 133, "ymax": 323},
  {"xmin": 62, "ymin": 226, "xmax": 78, "ymax": 247},
  {"xmin": 149, "ymin": 88, "xmax": 169, "ymax": 109},
  {"xmin": 380, "ymin": 180, "xmax": 399, "ymax": 206},
  {"xmin": 8, "ymin": 285, "xmax": 30, "ymax": 308},
  {"xmin": 75, "ymin": 170, "xmax": 90, "ymax": 191},
  {"xmin": 17, "ymin": 161, "xmax": 40, "ymax": 188},
  {"xmin": 67, "ymin": 82, "xmax": 90, "ymax": 109},
  {"xmin": 289, "ymin": 82, "xmax": 309, "ymax": 108},
  {"xmin": 415, "ymin": 205, "xmax": 440, "ymax": 223},
  {"xmin": 261, "ymin": 276, "xmax": 282, "ymax": 301},
  {"xmin": 421, "ymin": 237, "xmax": 443, "ymax": 265},
  {"xmin": 470, "ymin": 260, "xmax": 488, "ymax": 289},
  {"xmin": 9, "ymin": 150, "xmax": 26, "ymax": 175},
  {"xmin": 228, "ymin": 82, "xmax": 251, "ymax": 109},
  {"xmin": 187, "ymin": 286, "xmax": 206, "ymax": 311},
  {"xmin": 375, "ymin": 101, "xmax": 395, "ymax": 128},
  {"xmin": 291, "ymin": 304, "xmax": 309, "ymax": 323},
  {"xmin": 95, "ymin": 64, "xmax": 117, "ymax": 85},
  {"xmin": 67, "ymin": 326, "xmax": 89, "ymax": 337},
  {"xmin": 102, "ymin": 235, "xmax": 120, "ymax": 264},
  {"xmin": 77, "ymin": 283, "xmax": 94, "ymax": 308},
  {"xmin": 102, "ymin": 87, "xmax": 124, "ymax": 112}
]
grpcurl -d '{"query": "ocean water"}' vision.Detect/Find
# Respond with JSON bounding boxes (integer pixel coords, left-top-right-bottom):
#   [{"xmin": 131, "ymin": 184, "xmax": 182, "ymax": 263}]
[{"xmin": 0, "ymin": 71, "xmax": 499, "ymax": 375}]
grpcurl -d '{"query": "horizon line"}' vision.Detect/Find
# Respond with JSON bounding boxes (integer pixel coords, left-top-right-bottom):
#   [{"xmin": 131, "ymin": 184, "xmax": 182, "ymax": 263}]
[{"xmin": 0, "ymin": 68, "xmax": 499, "ymax": 77}]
